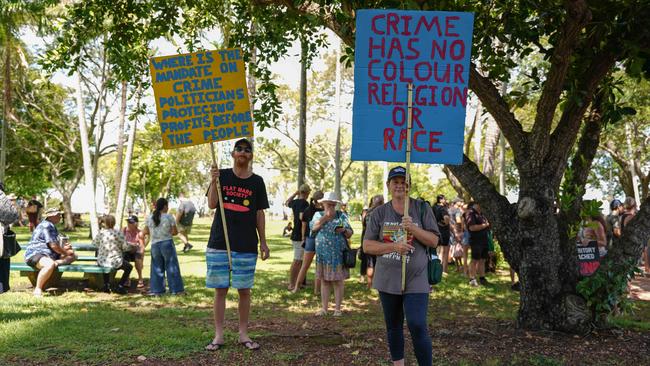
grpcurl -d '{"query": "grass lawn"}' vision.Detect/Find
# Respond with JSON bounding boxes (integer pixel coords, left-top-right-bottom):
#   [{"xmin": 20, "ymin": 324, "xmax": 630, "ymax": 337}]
[{"xmin": 1, "ymin": 217, "xmax": 649, "ymax": 365}]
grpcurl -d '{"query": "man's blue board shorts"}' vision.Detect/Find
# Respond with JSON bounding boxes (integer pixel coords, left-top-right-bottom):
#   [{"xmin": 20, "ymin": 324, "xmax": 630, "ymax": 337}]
[{"xmin": 206, "ymin": 248, "xmax": 257, "ymax": 289}]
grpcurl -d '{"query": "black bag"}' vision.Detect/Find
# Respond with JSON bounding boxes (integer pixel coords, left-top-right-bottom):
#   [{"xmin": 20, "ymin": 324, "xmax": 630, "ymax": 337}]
[
  {"xmin": 2, "ymin": 229, "xmax": 21, "ymax": 259},
  {"xmin": 179, "ymin": 210, "xmax": 195, "ymax": 226},
  {"xmin": 0, "ymin": 193, "xmax": 18, "ymax": 225},
  {"xmin": 342, "ymin": 240, "xmax": 358, "ymax": 268},
  {"xmin": 335, "ymin": 211, "xmax": 356, "ymax": 268}
]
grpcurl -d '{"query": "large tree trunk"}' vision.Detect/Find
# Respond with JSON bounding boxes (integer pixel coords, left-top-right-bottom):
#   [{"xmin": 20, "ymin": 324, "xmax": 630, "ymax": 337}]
[
  {"xmin": 115, "ymin": 107, "xmax": 138, "ymax": 229},
  {"xmin": 297, "ymin": 39, "xmax": 307, "ymax": 189},
  {"xmin": 52, "ymin": 166, "xmax": 83, "ymax": 232},
  {"xmin": 482, "ymin": 116, "xmax": 500, "ymax": 178},
  {"xmin": 1, "ymin": 38, "xmax": 11, "ymax": 182},
  {"xmin": 516, "ymin": 178, "xmax": 589, "ymax": 332},
  {"xmin": 76, "ymin": 73, "xmax": 99, "ymax": 239},
  {"xmin": 61, "ymin": 192, "xmax": 74, "ymax": 231},
  {"xmin": 333, "ymin": 39, "xmax": 342, "ymax": 198},
  {"xmin": 114, "ymin": 80, "xmax": 127, "ymax": 209},
  {"xmin": 449, "ymin": 156, "xmax": 592, "ymax": 333}
]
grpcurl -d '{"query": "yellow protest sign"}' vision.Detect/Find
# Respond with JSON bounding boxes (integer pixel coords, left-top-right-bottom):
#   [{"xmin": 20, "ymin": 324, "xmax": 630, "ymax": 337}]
[{"xmin": 149, "ymin": 48, "xmax": 253, "ymax": 149}]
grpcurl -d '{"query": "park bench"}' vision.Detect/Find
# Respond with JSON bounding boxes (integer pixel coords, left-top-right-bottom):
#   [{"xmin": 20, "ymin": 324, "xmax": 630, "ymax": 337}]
[{"xmin": 9, "ymin": 243, "xmax": 116, "ymax": 289}]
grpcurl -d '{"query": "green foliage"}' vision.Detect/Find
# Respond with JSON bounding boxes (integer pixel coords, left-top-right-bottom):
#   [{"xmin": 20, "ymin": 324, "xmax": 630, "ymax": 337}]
[
  {"xmin": 431, "ymin": 177, "xmax": 460, "ymax": 202},
  {"xmin": 592, "ymin": 75, "xmax": 650, "ymax": 198},
  {"xmin": 125, "ymin": 121, "xmax": 211, "ymax": 206},
  {"xmin": 1, "ymin": 43, "xmax": 80, "ymax": 196},
  {"xmin": 577, "ymin": 258, "xmax": 641, "ymax": 321},
  {"xmin": 558, "ymin": 167, "xmax": 578, "ymax": 212}
]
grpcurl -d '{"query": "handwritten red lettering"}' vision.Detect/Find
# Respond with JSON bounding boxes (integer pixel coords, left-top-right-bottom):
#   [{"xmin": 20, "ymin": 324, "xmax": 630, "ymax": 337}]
[
  {"xmin": 371, "ymin": 14, "xmax": 386, "ymax": 35},
  {"xmin": 429, "ymin": 131, "xmax": 442, "ymax": 152},
  {"xmin": 445, "ymin": 16, "xmax": 460, "ymax": 37},
  {"xmin": 450, "ymin": 40, "xmax": 465, "ymax": 61},
  {"xmin": 368, "ymin": 59, "xmax": 381, "ymax": 81}
]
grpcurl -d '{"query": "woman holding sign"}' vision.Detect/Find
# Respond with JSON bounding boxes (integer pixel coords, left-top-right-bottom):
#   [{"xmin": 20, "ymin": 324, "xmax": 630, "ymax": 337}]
[{"xmin": 363, "ymin": 166, "xmax": 439, "ymax": 366}]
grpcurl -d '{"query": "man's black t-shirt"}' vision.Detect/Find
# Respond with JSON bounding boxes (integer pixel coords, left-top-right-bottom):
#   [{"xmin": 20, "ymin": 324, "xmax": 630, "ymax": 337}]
[
  {"xmin": 301, "ymin": 204, "xmax": 323, "ymax": 239},
  {"xmin": 433, "ymin": 204, "xmax": 451, "ymax": 238},
  {"xmin": 466, "ymin": 209, "xmax": 489, "ymax": 246},
  {"xmin": 288, "ymin": 198, "xmax": 309, "ymax": 241},
  {"xmin": 207, "ymin": 169, "xmax": 269, "ymax": 253}
]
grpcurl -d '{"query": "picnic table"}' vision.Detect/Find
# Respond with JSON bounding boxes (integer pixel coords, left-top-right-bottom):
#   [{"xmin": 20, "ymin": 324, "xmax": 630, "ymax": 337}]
[{"xmin": 9, "ymin": 242, "xmax": 116, "ymax": 289}]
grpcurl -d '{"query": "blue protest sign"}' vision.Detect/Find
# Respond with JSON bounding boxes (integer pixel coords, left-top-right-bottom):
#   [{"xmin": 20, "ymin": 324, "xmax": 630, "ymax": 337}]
[{"xmin": 352, "ymin": 9, "xmax": 474, "ymax": 164}]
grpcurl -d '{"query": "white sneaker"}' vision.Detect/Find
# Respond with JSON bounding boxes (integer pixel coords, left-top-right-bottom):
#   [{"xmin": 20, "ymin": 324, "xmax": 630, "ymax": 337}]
[
  {"xmin": 33, "ymin": 288, "xmax": 43, "ymax": 297},
  {"xmin": 469, "ymin": 279, "xmax": 479, "ymax": 287}
]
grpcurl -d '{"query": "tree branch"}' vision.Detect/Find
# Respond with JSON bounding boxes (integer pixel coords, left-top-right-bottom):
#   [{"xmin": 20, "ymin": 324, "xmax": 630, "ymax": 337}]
[
  {"xmin": 469, "ymin": 64, "xmax": 527, "ymax": 162},
  {"xmin": 446, "ymin": 155, "xmax": 521, "ymax": 267},
  {"xmin": 547, "ymin": 51, "xmax": 618, "ymax": 183},
  {"xmin": 530, "ymin": 1, "xmax": 591, "ymax": 162},
  {"xmin": 601, "ymin": 141, "xmax": 629, "ymax": 169},
  {"xmin": 563, "ymin": 94, "xmax": 605, "ymax": 225}
]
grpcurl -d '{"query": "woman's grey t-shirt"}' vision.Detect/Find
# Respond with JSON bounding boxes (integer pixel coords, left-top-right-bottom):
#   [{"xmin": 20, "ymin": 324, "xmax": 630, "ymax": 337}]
[
  {"xmin": 146, "ymin": 213, "xmax": 176, "ymax": 244},
  {"xmin": 364, "ymin": 199, "xmax": 439, "ymax": 295}
]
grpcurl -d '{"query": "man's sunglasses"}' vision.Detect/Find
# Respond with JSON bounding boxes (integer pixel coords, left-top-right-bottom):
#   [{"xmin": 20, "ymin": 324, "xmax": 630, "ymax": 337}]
[{"xmin": 234, "ymin": 146, "xmax": 252, "ymax": 153}]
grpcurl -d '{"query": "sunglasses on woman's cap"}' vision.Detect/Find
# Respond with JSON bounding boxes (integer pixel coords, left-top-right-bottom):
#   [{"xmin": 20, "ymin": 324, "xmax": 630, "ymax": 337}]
[{"xmin": 234, "ymin": 146, "xmax": 252, "ymax": 153}]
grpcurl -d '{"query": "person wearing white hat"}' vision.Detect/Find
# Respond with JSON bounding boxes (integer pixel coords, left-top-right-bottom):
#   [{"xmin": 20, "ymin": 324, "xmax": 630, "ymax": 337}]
[
  {"xmin": 23, "ymin": 208, "xmax": 77, "ymax": 296},
  {"xmin": 310, "ymin": 192, "xmax": 353, "ymax": 317}
]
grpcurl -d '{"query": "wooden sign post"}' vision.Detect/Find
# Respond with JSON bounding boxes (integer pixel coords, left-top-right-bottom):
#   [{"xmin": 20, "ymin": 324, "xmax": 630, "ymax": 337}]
[
  {"xmin": 402, "ymin": 83, "xmax": 414, "ymax": 292},
  {"xmin": 210, "ymin": 143, "xmax": 232, "ymax": 269}
]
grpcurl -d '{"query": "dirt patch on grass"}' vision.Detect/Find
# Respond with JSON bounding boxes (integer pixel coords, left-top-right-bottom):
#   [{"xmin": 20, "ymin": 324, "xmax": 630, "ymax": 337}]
[{"xmin": 137, "ymin": 317, "xmax": 650, "ymax": 366}]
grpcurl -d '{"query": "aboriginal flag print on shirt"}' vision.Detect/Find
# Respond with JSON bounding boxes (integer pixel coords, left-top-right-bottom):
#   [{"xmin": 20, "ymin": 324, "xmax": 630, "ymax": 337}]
[{"xmin": 207, "ymin": 168, "xmax": 269, "ymax": 254}]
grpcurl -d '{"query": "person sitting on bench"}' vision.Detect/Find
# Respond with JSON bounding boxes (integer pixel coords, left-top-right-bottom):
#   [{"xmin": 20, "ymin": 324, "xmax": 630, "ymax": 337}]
[
  {"xmin": 23, "ymin": 208, "xmax": 77, "ymax": 297},
  {"xmin": 94, "ymin": 215, "xmax": 133, "ymax": 294}
]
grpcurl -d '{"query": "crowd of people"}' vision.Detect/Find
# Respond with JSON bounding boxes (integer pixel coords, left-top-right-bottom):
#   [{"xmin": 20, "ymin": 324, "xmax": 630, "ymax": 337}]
[
  {"xmin": 3, "ymin": 137, "xmax": 648, "ymax": 365},
  {"xmin": 19, "ymin": 194, "xmax": 197, "ymax": 297}
]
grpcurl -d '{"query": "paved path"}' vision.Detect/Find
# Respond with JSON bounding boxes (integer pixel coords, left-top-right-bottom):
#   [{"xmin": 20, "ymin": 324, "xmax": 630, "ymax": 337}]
[{"xmin": 629, "ymin": 269, "xmax": 650, "ymax": 301}]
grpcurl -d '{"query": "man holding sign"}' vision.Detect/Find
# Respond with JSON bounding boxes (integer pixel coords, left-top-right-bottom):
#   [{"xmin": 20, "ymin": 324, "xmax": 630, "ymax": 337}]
[
  {"xmin": 205, "ymin": 138, "xmax": 270, "ymax": 351},
  {"xmin": 149, "ymin": 48, "xmax": 265, "ymax": 351}
]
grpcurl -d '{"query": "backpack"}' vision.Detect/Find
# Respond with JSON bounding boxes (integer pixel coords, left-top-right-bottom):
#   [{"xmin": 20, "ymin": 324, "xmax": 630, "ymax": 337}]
[
  {"xmin": 0, "ymin": 192, "xmax": 18, "ymax": 225},
  {"xmin": 180, "ymin": 210, "xmax": 195, "ymax": 226},
  {"xmin": 179, "ymin": 201, "xmax": 196, "ymax": 226}
]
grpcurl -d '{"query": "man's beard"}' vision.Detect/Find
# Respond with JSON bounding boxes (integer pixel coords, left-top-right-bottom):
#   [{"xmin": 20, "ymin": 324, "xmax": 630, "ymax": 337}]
[{"xmin": 234, "ymin": 156, "xmax": 250, "ymax": 168}]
